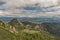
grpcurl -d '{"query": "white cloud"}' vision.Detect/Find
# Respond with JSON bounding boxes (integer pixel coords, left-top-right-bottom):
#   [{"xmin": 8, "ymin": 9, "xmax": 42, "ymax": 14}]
[
  {"xmin": 3, "ymin": 0, "xmax": 58, "ymax": 7},
  {"xmin": 0, "ymin": 0, "xmax": 60, "ymax": 18}
]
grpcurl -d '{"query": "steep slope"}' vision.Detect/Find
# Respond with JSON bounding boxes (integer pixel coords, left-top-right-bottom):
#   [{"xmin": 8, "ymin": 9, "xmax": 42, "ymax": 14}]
[
  {"xmin": 41, "ymin": 22, "xmax": 60, "ymax": 36},
  {"xmin": 0, "ymin": 27, "xmax": 17, "ymax": 40},
  {"xmin": 8, "ymin": 18, "xmax": 24, "ymax": 32},
  {"xmin": 22, "ymin": 21, "xmax": 60, "ymax": 36},
  {"xmin": 17, "ymin": 29, "xmax": 60, "ymax": 40},
  {"xmin": 0, "ymin": 20, "xmax": 16, "ymax": 33},
  {"xmin": 0, "ymin": 19, "xmax": 60, "ymax": 40},
  {"xmin": 0, "ymin": 20, "xmax": 5, "ymax": 28},
  {"xmin": 8, "ymin": 18, "xmax": 22, "ymax": 26},
  {"xmin": 22, "ymin": 21, "xmax": 44, "ymax": 31}
]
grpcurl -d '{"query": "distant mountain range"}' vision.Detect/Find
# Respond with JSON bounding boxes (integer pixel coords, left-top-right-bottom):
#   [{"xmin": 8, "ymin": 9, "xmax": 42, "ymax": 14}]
[
  {"xmin": 0, "ymin": 18, "xmax": 60, "ymax": 40},
  {"xmin": 0, "ymin": 17, "xmax": 60, "ymax": 23}
]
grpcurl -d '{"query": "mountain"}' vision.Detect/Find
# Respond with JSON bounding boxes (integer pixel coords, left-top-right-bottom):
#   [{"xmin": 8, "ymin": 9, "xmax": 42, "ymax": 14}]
[
  {"xmin": 0, "ymin": 27, "xmax": 17, "ymax": 40},
  {"xmin": 22, "ymin": 21, "xmax": 60, "ymax": 36},
  {"xmin": 0, "ymin": 17, "xmax": 60, "ymax": 35},
  {"xmin": 8, "ymin": 18, "xmax": 24, "ymax": 32},
  {"xmin": 0, "ymin": 18, "xmax": 60, "ymax": 40},
  {"xmin": 8, "ymin": 19, "xmax": 60, "ymax": 40},
  {"xmin": 0, "ymin": 17, "xmax": 60, "ymax": 23},
  {"xmin": 41, "ymin": 22, "xmax": 60, "ymax": 36},
  {"xmin": 8, "ymin": 18, "xmax": 23, "ymax": 26},
  {"xmin": 0, "ymin": 20, "xmax": 5, "ymax": 28}
]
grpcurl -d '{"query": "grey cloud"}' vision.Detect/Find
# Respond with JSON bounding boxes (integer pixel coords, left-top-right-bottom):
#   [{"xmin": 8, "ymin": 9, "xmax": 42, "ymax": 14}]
[
  {"xmin": 0, "ymin": 1, "xmax": 6, "ymax": 5},
  {"xmin": 0, "ymin": 0, "xmax": 60, "ymax": 18}
]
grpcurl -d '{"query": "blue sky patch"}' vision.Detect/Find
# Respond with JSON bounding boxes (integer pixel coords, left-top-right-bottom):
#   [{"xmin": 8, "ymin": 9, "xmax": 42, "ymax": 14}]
[{"xmin": 0, "ymin": 1, "xmax": 6, "ymax": 5}]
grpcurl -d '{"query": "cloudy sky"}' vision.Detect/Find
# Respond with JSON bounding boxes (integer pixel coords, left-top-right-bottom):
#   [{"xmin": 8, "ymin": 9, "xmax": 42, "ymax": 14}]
[{"xmin": 0, "ymin": 0, "xmax": 60, "ymax": 18}]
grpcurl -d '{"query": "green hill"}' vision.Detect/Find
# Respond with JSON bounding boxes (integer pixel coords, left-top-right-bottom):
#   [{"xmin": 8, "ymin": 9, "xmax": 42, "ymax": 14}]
[
  {"xmin": 0, "ymin": 27, "xmax": 17, "ymax": 40},
  {"xmin": 8, "ymin": 18, "xmax": 24, "ymax": 32},
  {"xmin": 0, "ymin": 19, "xmax": 60, "ymax": 40},
  {"xmin": 17, "ymin": 29, "xmax": 60, "ymax": 40}
]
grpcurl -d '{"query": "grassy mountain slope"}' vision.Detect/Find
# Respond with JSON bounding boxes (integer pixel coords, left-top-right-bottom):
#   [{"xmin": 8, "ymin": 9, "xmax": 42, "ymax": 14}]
[
  {"xmin": 17, "ymin": 29, "xmax": 60, "ymax": 40},
  {"xmin": 23, "ymin": 22, "xmax": 60, "ymax": 36},
  {"xmin": 0, "ymin": 27, "xmax": 17, "ymax": 40},
  {"xmin": 0, "ymin": 18, "xmax": 60, "ymax": 40},
  {"xmin": 8, "ymin": 18, "xmax": 24, "ymax": 32}
]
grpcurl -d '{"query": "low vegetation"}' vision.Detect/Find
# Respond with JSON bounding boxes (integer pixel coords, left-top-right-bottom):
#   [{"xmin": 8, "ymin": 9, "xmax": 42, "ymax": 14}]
[{"xmin": 0, "ymin": 18, "xmax": 60, "ymax": 40}]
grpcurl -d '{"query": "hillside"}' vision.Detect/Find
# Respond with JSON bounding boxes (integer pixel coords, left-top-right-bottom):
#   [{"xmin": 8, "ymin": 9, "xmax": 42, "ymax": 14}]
[
  {"xmin": 0, "ymin": 18, "xmax": 60, "ymax": 40},
  {"xmin": 8, "ymin": 18, "xmax": 24, "ymax": 32},
  {"xmin": 22, "ymin": 22, "xmax": 60, "ymax": 36},
  {"xmin": 0, "ymin": 27, "xmax": 17, "ymax": 40},
  {"xmin": 41, "ymin": 22, "xmax": 60, "ymax": 36}
]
